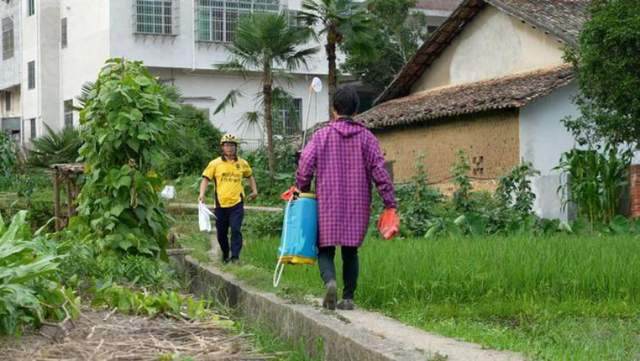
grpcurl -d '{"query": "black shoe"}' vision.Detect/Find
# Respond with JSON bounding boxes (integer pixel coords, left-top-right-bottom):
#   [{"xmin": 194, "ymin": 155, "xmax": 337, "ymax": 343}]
[
  {"xmin": 229, "ymin": 257, "xmax": 240, "ymax": 264},
  {"xmin": 322, "ymin": 281, "xmax": 337, "ymax": 310},
  {"xmin": 337, "ymin": 299, "xmax": 355, "ymax": 310},
  {"xmin": 222, "ymin": 255, "xmax": 230, "ymax": 264}
]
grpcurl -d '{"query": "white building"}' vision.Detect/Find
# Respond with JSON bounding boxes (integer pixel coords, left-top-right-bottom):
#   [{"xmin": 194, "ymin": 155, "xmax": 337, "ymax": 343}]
[{"xmin": 0, "ymin": 0, "xmax": 333, "ymax": 148}]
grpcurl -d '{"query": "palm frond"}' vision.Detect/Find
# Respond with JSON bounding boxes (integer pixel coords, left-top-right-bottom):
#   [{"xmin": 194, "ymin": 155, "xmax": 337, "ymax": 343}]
[
  {"xmin": 214, "ymin": 89, "xmax": 245, "ymax": 115},
  {"xmin": 75, "ymin": 82, "xmax": 95, "ymax": 110},
  {"xmin": 27, "ymin": 124, "xmax": 83, "ymax": 167},
  {"xmin": 238, "ymin": 111, "xmax": 263, "ymax": 136},
  {"xmin": 285, "ymin": 46, "xmax": 321, "ymax": 71}
]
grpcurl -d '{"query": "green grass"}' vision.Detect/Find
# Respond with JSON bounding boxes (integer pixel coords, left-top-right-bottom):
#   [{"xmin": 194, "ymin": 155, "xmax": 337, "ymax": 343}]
[
  {"xmin": 210, "ymin": 231, "xmax": 640, "ymax": 361},
  {"xmin": 235, "ymin": 320, "xmax": 323, "ymax": 361}
]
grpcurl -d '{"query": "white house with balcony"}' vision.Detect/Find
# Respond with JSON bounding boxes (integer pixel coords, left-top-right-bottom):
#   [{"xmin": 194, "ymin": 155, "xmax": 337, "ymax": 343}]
[{"xmin": 0, "ymin": 0, "xmax": 332, "ymax": 148}]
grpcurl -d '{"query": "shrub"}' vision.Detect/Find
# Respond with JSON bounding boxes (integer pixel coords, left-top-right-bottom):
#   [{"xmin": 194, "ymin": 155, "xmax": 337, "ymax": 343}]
[
  {"xmin": 451, "ymin": 149, "xmax": 474, "ymax": 213},
  {"xmin": 0, "ymin": 132, "xmax": 17, "ymax": 179},
  {"xmin": 395, "ymin": 156, "xmax": 443, "ymax": 236},
  {"xmin": 162, "ymin": 104, "xmax": 223, "ymax": 179},
  {"xmin": 74, "ymin": 58, "xmax": 173, "ymax": 257}
]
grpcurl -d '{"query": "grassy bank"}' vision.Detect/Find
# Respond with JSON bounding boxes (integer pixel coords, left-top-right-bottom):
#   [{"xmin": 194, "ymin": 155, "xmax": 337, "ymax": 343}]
[{"xmin": 180, "ymin": 225, "xmax": 640, "ymax": 361}]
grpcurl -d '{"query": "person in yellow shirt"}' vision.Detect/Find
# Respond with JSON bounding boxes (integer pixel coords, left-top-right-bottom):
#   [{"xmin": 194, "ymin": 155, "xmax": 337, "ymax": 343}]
[{"xmin": 198, "ymin": 134, "xmax": 258, "ymax": 263}]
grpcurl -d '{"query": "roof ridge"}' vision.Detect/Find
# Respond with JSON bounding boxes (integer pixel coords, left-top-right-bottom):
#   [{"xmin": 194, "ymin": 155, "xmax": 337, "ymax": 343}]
[{"xmin": 394, "ymin": 64, "xmax": 573, "ymax": 102}]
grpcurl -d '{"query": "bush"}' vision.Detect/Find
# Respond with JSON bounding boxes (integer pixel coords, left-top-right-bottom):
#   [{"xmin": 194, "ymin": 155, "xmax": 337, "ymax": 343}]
[
  {"xmin": 242, "ymin": 138, "xmax": 299, "ymax": 205},
  {"xmin": 74, "ymin": 58, "xmax": 173, "ymax": 257},
  {"xmin": 0, "ymin": 132, "xmax": 18, "ymax": 181},
  {"xmin": 162, "ymin": 105, "xmax": 223, "ymax": 179},
  {"xmin": 244, "ymin": 211, "xmax": 283, "ymax": 237},
  {"xmin": 394, "ymin": 157, "xmax": 443, "ymax": 236}
]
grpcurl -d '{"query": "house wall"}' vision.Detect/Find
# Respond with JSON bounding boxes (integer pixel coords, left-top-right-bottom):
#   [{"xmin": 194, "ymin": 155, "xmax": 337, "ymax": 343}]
[
  {"xmin": 519, "ymin": 82, "xmax": 579, "ymax": 220},
  {"xmin": 374, "ymin": 109, "xmax": 520, "ymax": 188},
  {"xmin": 108, "ymin": 0, "xmax": 327, "ymax": 76},
  {"xmin": 412, "ymin": 6, "xmax": 566, "ymax": 93},
  {"xmin": 60, "ymin": 0, "xmax": 110, "ymax": 128}
]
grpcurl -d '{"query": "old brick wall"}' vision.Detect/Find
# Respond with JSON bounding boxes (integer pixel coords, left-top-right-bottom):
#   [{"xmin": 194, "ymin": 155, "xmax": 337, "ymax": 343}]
[{"xmin": 375, "ymin": 109, "xmax": 520, "ymax": 187}]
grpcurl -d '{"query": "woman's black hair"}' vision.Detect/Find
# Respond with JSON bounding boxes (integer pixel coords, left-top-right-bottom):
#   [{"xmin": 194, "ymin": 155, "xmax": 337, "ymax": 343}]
[{"xmin": 333, "ymin": 86, "xmax": 360, "ymax": 116}]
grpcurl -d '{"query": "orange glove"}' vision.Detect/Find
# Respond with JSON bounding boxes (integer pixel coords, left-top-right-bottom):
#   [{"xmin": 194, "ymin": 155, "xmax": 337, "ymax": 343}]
[
  {"xmin": 280, "ymin": 186, "xmax": 299, "ymax": 201},
  {"xmin": 377, "ymin": 208, "xmax": 400, "ymax": 240}
]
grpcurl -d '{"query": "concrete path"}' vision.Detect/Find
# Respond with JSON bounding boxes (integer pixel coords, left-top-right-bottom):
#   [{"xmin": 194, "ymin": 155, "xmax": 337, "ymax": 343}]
[
  {"xmin": 330, "ymin": 305, "xmax": 524, "ymax": 361},
  {"xmin": 171, "ymin": 255, "xmax": 526, "ymax": 361}
]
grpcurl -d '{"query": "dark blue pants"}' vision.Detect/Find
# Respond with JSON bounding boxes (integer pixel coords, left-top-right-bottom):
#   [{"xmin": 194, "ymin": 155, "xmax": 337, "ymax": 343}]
[
  {"xmin": 318, "ymin": 246, "xmax": 359, "ymax": 300},
  {"xmin": 215, "ymin": 202, "xmax": 244, "ymax": 260}
]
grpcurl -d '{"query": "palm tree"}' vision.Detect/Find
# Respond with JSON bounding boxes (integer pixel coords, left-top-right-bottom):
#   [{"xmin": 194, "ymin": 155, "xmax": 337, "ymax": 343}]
[
  {"xmin": 215, "ymin": 12, "xmax": 319, "ymax": 177},
  {"xmin": 299, "ymin": 0, "xmax": 369, "ymax": 116}
]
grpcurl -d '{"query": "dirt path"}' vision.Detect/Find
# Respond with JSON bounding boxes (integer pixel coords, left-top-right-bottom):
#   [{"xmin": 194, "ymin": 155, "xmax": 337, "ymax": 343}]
[{"xmin": 0, "ymin": 308, "xmax": 275, "ymax": 361}]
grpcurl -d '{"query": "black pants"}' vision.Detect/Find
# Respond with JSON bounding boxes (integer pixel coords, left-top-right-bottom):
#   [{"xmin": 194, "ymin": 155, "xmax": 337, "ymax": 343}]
[
  {"xmin": 215, "ymin": 202, "xmax": 244, "ymax": 260},
  {"xmin": 318, "ymin": 246, "xmax": 359, "ymax": 300}
]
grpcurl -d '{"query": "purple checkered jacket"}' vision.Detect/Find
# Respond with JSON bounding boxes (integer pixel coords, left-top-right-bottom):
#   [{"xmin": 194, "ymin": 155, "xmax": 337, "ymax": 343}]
[{"xmin": 296, "ymin": 119, "xmax": 397, "ymax": 248}]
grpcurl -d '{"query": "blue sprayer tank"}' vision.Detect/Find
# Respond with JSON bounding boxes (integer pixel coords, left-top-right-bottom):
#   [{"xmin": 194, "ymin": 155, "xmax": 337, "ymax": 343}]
[{"xmin": 278, "ymin": 193, "xmax": 318, "ymax": 265}]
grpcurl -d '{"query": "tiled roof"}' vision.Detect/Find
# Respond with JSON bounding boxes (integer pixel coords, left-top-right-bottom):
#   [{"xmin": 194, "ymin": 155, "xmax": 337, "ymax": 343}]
[{"xmin": 357, "ymin": 65, "xmax": 574, "ymax": 129}]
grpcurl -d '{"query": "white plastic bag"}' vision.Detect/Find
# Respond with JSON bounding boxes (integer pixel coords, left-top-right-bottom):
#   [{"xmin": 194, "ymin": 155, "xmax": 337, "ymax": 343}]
[
  {"xmin": 160, "ymin": 185, "xmax": 176, "ymax": 200},
  {"xmin": 198, "ymin": 202, "xmax": 215, "ymax": 232}
]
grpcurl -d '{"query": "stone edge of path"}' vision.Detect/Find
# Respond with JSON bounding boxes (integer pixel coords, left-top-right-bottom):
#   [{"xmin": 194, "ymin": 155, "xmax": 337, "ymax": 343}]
[{"xmin": 170, "ymin": 254, "xmax": 526, "ymax": 361}]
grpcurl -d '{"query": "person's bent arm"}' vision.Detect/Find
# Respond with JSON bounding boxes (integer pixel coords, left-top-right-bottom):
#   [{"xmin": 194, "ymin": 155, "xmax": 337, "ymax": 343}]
[
  {"xmin": 198, "ymin": 177, "xmax": 209, "ymax": 203},
  {"xmin": 248, "ymin": 176, "xmax": 258, "ymax": 200}
]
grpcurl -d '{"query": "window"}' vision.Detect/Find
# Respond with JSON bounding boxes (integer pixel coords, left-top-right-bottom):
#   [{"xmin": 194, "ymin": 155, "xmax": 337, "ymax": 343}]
[
  {"xmin": 195, "ymin": 0, "xmax": 280, "ymax": 43},
  {"xmin": 64, "ymin": 100, "xmax": 73, "ymax": 128},
  {"xmin": 134, "ymin": 0, "xmax": 175, "ymax": 35},
  {"xmin": 1, "ymin": 117, "xmax": 20, "ymax": 143},
  {"xmin": 27, "ymin": 61, "xmax": 35, "ymax": 89},
  {"xmin": 61, "ymin": 17, "xmax": 67, "ymax": 48},
  {"xmin": 27, "ymin": 0, "xmax": 35, "ymax": 16},
  {"xmin": 30, "ymin": 118, "xmax": 36, "ymax": 139},
  {"xmin": 2, "ymin": 17, "xmax": 13, "ymax": 60},
  {"xmin": 4, "ymin": 92, "xmax": 10, "ymax": 112},
  {"xmin": 287, "ymin": 10, "xmax": 302, "ymax": 29},
  {"xmin": 275, "ymin": 98, "xmax": 302, "ymax": 136}
]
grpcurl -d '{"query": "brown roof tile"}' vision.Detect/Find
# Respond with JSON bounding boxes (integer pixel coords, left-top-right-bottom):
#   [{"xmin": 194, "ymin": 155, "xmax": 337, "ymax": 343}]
[{"xmin": 357, "ymin": 65, "xmax": 574, "ymax": 129}]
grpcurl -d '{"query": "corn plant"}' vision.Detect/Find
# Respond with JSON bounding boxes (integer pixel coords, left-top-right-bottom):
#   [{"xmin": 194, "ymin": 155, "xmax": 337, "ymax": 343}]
[
  {"xmin": 555, "ymin": 144, "xmax": 632, "ymax": 226},
  {"xmin": 452, "ymin": 149, "xmax": 474, "ymax": 213},
  {"xmin": 0, "ymin": 211, "xmax": 79, "ymax": 335}
]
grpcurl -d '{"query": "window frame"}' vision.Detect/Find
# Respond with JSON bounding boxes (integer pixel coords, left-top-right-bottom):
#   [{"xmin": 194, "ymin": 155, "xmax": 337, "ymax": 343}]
[
  {"xmin": 134, "ymin": 0, "xmax": 177, "ymax": 36},
  {"xmin": 64, "ymin": 99, "xmax": 73, "ymax": 128},
  {"xmin": 29, "ymin": 118, "xmax": 36, "ymax": 139},
  {"xmin": 4, "ymin": 92, "xmax": 10, "ymax": 112},
  {"xmin": 61, "ymin": 17, "xmax": 67, "ymax": 48},
  {"xmin": 2, "ymin": 17, "xmax": 14, "ymax": 60},
  {"xmin": 27, "ymin": 0, "xmax": 35, "ymax": 16},
  {"xmin": 27, "ymin": 61, "xmax": 35, "ymax": 89},
  {"xmin": 195, "ymin": 0, "xmax": 281, "ymax": 43}
]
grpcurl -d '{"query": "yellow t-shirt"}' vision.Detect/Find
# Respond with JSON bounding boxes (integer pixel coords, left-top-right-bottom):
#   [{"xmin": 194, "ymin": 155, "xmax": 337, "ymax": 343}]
[{"xmin": 202, "ymin": 157, "xmax": 253, "ymax": 208}]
